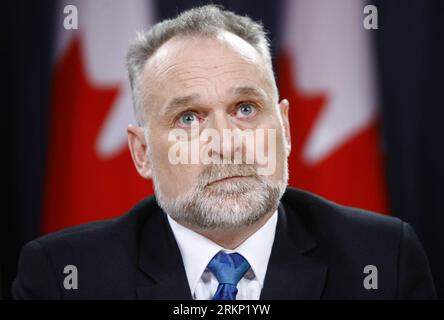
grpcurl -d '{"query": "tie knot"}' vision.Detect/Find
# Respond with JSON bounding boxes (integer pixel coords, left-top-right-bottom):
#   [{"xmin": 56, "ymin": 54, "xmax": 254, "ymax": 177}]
[{"xmin": 207, "ymin": 251, "xmax": 250, "ymax": 286}]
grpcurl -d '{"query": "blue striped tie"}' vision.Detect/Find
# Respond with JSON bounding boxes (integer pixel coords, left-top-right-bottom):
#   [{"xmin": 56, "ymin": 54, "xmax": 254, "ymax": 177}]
[{"xmin": 207, "ymin": 251, "xmax": 251, "ymax": 300}]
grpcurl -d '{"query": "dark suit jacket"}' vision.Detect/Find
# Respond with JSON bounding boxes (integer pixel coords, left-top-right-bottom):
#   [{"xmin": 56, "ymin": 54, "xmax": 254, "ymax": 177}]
[{"xmin": 12, "ymin": 187, "xmax": 436, "ymax": 299}]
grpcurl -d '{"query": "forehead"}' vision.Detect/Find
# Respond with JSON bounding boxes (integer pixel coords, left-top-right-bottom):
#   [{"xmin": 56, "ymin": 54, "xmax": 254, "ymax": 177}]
[{"xmin": 142, "ymin": 31, "xmax": 271, "ymax": 97}]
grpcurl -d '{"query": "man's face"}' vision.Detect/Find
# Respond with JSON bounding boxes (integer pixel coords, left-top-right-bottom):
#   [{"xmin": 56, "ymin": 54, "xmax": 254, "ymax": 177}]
[{"xmin": 131, "ymin": 31, "xmax": 291, "ymax": 231}]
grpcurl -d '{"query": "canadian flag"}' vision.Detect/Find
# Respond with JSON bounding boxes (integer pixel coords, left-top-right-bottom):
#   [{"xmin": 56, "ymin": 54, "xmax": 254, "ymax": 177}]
[
  {"xmin": 42, "ymin": 0, "xmax": 156, "ymax": 233},
  {"xmin": 279, "ymin": 0, "xmax": 388, "ymax": 213}
]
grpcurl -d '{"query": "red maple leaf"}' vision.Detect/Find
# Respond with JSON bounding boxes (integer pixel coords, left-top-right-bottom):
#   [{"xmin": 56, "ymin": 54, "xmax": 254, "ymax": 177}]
[
  {"xmin": 278, "ymin": 52, "xmax": 388, "ymax": 214},
  {"xmin": 42, "ymin": 37, "xmax": 152, "ymax": 234}
]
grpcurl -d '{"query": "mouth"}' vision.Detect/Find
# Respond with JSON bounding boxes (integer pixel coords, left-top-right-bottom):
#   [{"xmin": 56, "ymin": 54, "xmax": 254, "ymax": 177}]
[{"xmin": 207, "ymin": 175, "xmax": 255, "ymax": 186}]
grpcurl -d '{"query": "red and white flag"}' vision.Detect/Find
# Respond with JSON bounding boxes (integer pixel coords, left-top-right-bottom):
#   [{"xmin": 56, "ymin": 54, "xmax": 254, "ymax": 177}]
[
  {"xmin": 42, "ymin": 0, "xmax": 156, "ymax": 233},
  {"xmin": 279, "ymin": 0, "xmax": 388, "ymax": 213}
]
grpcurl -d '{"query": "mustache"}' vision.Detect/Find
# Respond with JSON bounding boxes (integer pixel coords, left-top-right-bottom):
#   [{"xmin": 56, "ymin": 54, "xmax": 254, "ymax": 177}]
[{"xmin": 198, "ymin": 164, "xmax": 261, "ymax": 187}]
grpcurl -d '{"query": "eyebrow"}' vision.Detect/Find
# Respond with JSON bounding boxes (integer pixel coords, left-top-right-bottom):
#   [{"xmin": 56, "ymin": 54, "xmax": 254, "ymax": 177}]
[
  {"xmin": 230, "ymin": 86, "xmax": 267, "ymax": 99},
  {"xmin": 160, "ymin": 93, "xmax": 201, "ymax": 117},
  {"xmin": 160, "ymin": 86, "xmax": 267, "ymax": 117}
]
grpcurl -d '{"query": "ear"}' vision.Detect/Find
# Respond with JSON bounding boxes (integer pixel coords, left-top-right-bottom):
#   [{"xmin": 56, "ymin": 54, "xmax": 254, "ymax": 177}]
[
  {"xmin": 127, "ymin": 124, "xmax": 152, "ymax": 179},
  {"xmin": 279, "ymin": 99, "xmax": 291, "ymax": 156}
]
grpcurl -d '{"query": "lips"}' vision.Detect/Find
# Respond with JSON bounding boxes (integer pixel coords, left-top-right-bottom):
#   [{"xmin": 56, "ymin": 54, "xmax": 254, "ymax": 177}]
[{"xmin": 207, "ymin": 175, "xmax": 254, "ymax": 186}]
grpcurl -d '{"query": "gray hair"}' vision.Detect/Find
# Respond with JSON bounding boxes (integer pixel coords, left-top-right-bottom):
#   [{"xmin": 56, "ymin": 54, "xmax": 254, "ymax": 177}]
[{"xmin": 126, "ymin": 4, "xmax": 277, "ymax": 126}]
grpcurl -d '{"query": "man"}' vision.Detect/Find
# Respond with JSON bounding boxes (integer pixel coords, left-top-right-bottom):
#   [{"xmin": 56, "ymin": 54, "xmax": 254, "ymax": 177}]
[{"xmin": 13, "ymin": 5, "xmax": 436, "ymax": 300}]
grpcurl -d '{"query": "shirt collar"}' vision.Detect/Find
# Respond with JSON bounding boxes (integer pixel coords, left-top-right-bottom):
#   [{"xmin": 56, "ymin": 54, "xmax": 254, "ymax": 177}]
[
  {"xmin": 233, "ymin": 211, "xmax": 277, "ymax": 287},
  {"xmin": 167, "ymin": 210, "xmax": 278, "ymax": 294}
]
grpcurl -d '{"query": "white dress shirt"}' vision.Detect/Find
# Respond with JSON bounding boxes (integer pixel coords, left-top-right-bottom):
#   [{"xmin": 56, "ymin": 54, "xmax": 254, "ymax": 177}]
[{"xmin": 167, "ymin": 211, "xmax": 278, "ymax": 300}]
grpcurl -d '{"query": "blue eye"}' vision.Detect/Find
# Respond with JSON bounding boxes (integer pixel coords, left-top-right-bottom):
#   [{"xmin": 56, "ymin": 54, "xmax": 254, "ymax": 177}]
[
  {"xmin": 236, "ymin": 103, "xmax": 256, "ymax": 118},
  {"xmin": 178, "ymin": 112, "xmax": 199, "ymax": 127}
]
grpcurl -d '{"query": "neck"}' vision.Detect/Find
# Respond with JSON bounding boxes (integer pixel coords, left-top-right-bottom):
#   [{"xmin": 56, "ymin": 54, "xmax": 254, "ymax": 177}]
[{"xmin": 181, "ymin": 210, "xmax": 276, "ymax": 250}]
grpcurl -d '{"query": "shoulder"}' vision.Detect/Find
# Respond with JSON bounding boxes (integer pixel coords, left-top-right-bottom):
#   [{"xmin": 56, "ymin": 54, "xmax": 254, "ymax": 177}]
[
  {"xmin": 32, "ymin": 195, "xmax": 158, "ymax": 249},
  {"xmin": 281, "ymin": 187, "xmax": 404, "ymax": 242},
  {"xmin": 12, "ymin": 196, "xmax": 160, "ymax": 299},
  {"xmin": 281, "ymin": 187, "xmax": 436, "ymax": 299},
  {"xmin": 280, "ymin": 187, "xmax": 407, "ymax": 267}
]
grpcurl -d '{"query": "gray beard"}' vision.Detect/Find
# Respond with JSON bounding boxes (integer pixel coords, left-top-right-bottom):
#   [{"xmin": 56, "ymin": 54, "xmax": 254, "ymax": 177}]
[{"xmin": 151, "ymin": 162, "xmax": 288, "ymax": 231}]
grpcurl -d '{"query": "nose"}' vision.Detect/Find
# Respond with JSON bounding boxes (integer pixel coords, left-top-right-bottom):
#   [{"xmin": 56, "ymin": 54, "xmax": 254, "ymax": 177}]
[{"xmin": 207, "ymin": 111, "xmax": 243, "ymax": 163}]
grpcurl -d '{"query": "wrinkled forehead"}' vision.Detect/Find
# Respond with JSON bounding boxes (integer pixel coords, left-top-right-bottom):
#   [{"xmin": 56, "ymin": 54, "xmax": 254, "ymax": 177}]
[{"xmin": 141, "ymin": 31, "xmax": 272, "ymax": 91}]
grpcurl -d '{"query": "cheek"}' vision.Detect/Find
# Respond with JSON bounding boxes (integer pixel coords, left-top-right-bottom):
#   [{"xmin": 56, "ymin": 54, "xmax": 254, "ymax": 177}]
[
  {"xmin": 255, "ymin": 117, "xmax": 286, "ymax": 152},
  {"xmin": 150, "ymin": 138, "xmax": 203, "ymax": 197},
  {"xmin": 253, "ymin": 119, "xmax": 287, "ymax": 179}
]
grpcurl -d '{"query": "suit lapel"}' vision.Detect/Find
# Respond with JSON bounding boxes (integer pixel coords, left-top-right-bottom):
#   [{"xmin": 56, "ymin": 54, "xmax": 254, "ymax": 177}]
[
  {"xmin": 136, "ymin": 268, "xmax": 192, "ymax": 300},
  {"xmin": 260, "ymin": 203, "xmax": 328, "ymax": 299},
  {"xmin": 136, "ymin": 204, "xmax": 192, "ymax": 300}
]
